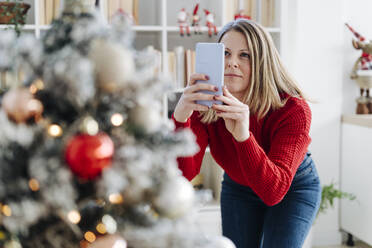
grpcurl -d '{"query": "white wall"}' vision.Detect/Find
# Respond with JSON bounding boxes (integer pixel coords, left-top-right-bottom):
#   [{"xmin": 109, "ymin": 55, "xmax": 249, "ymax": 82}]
[
  {"xmin": 283, "ymin": 0, "xmax": 372, "ymax": 246},
  {"xmin": 282, "ymin": 0, "xmax": 345, "ymax": 246},
  {"xmin": 342, "ymin": 0, "xmax": 372, "ymax": 114}
]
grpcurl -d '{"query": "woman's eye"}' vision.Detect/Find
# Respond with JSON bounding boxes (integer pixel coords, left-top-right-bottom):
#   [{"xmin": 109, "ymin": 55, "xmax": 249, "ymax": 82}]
[
  {"xmin": 224, "ymin": 51, "xmax": 230, "ymax": 56},
  {"xmin": 241, "ymin": 53, "xmax": 250, "ymax": 58}
]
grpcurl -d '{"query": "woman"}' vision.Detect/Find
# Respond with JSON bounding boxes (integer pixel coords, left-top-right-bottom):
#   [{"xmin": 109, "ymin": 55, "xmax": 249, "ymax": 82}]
[{"xmin": 172, "ymin": 19, "xmax": 321, "ymax": 248}]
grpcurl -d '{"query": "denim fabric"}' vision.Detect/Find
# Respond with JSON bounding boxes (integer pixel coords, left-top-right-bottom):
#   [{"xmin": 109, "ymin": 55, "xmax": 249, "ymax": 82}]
[{"xmin": 220, "ymin": 152, "xmax": 321, "ymax": 248}]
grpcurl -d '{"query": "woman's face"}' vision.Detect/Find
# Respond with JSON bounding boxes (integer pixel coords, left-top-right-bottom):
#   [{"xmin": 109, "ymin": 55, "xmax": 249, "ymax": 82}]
[{"xmin": 220, "ymin": 30, "xmax": 251, "ymax": 100}]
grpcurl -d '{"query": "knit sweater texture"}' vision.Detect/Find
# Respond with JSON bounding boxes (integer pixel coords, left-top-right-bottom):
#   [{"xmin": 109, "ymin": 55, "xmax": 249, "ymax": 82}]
[{"xmin": 172, "ymin": 96, "xmax": 312, "ymax": 206}]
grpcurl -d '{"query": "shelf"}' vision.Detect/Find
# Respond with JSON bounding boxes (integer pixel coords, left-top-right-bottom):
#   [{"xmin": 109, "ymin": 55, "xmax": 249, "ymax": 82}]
[
  {"xmin": 342, "ymin": 114, "xmax": 372, "ymax": 128},
  {"xmin": 166, "ymin": 26, "xmax": 281, "ymax": 33},
  {"xmin": 133, "ymin": 25, "xmax": 163, "ymax": 32},
  {"xmin": 0, "ymin": 24, "xmax": 281, "ymax": 33},
  {"xmin": 0, "ymin": 24, "xmax": 37, "ymax": 30}
]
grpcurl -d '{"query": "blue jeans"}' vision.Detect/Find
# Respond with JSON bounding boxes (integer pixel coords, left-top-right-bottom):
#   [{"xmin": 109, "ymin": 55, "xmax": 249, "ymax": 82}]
[{"xmin": 220, "ymin": 152, "xmax": 321, "ymax": 248}]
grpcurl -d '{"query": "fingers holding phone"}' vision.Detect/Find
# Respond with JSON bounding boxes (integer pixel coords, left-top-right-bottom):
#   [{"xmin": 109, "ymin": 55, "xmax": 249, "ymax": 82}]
[
  {"xmin": 188, "ymin": 73, "xmax": 209, "ymax": 86},
  {"xmin": 174, "ymin": 73, "xmax": 217, "ymax": 123},
  {"xmin": 174, "ymin": 42, "xmax": 224, "ymax": 123}
]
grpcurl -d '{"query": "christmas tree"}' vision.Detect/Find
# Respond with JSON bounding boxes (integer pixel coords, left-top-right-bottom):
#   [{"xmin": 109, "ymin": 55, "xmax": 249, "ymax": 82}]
[{"xmin": 0, "ymin": 1, "xmax": 235, "ymax": 248}]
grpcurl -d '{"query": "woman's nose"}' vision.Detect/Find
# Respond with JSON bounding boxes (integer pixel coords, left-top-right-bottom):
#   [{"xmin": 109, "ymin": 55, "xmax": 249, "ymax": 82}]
[{"xmin": 227, "ymin": 59, "xmax": 239, "ymax": 68}]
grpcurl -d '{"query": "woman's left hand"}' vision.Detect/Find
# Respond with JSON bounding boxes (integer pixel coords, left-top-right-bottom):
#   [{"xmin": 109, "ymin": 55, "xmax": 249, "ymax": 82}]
[{"xmin": 212, "ymin": 86, "xmax": 250, "ymax": 142}]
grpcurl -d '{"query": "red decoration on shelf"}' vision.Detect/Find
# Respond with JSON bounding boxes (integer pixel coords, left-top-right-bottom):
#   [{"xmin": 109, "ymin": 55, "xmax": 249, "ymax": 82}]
[
  {"xmin": 192, "ymin": 4, "xmax": 201, "ymax": 34},
  {"xmin": 234, "ymin": 9, "xmax": 251, "ymax": 20},
  {"xmin": 65, "ymin": 132, "xmax": 114, "ymax": 180},
  {"xmin": 203, "ymin": 9, "xmax": 217, "ymax": 37}
]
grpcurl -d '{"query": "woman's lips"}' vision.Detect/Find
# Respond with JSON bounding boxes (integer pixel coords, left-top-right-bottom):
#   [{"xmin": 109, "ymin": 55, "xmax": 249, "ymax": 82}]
[{"xmin": 225, "ymin": 73, "xmax": 242, "ymax": 78}]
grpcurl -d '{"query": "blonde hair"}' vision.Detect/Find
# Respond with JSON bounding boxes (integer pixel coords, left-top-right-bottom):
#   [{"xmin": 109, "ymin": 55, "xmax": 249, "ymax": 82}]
[{"xmin": 200, "ymin": 19, "xmax": 306, "ymax": 124}]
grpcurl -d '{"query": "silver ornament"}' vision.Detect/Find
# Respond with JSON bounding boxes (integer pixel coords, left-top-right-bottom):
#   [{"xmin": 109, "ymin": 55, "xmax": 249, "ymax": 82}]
[
  {"xmin": 205, "ymin": 236, "xmax": 236, "ymax": 248},
  {"xmin": 152, "ymin": 177, "xmax": 194, "ymax": 218},
  {"xmin": 129, "ymin": 105, "xmax": 162, "ymax": 134}
]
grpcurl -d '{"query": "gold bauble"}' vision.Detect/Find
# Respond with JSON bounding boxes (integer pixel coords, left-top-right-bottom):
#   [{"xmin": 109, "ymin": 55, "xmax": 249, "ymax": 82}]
[{"xmin": 2, "ymin": 87, "xmax": 43, "ymax": 123}]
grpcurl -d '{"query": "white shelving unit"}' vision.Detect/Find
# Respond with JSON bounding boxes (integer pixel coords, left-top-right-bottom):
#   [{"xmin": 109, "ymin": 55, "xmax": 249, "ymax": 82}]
[{"xmin": 0, "ymin": 0, "xmax": 286, "ymax": 70}]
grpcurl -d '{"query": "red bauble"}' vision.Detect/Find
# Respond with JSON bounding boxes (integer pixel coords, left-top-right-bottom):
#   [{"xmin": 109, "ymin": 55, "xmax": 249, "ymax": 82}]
[{"xmin": 65, "ymin": 133, "xmax": 114, "ymax": 180}]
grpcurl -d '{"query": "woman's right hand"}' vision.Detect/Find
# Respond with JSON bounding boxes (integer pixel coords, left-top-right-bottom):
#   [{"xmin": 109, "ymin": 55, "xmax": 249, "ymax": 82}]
[{"xmin": 173, "ymin": 73, "xmax": 218, "ymax": 123}]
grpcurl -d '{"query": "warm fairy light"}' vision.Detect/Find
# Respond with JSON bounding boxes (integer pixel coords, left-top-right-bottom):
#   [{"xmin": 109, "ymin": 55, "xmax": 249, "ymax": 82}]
[
  {"xmin": 29, "ymin": 79, "xmax": 45, "ymax": 94},
  {"xmin": 112, "ymin": 240, "xmax": 127, "ymax": 248},
  {"xmin": 67, "ymin": 210, "xmax": 81, "ymax": 224},
  {"xmin": 48, "ymin": 124, "xmax": 63, "ymax": 137},
  {"xmin": 34, "ymin": 79, "xmax": 45, "ymax": 90},
  {"xmin": 111, "ymin": 113, "xmax": 124, "ymax": 126},
  {"xmin": 96, "ymin": 223, "xmax": 107, "ymax": 234},
  {"xmin": 84, "ymin": 231, "xmax": 96, "ymax": 243},
  {"xmin": 109, "ymin": 193, "xmax": 123, "ymax": 204},
  {"xmin": 28, "ymin": 178, "xmax": 40, "ymax": 191},
  {"xmin": 83, "ymin": 117, "xmax": 99, "ymax": 135},
  {"xmin": 2, "ymin": 205, "xmax": 11, "ymax": 217},
  {"xmin": 102, "ymin": 215, "xmax": 117, "ymax": 234},
  {"xmin": 29, "ymin": 84, "xmax": 38, "ymax": 94}
]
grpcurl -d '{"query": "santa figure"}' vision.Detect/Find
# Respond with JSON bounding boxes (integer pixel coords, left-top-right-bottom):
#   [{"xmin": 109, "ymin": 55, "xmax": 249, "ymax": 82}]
[
  {"xmin": 204, "ymin": 9, "xmax": 217, "ymax": 37},
  {"xmin": 177, "ymin": 8, "xmax": 190, "ymax": 36},
  {"xmin": 192, "ymin": 4, "xmax": 201, "ymax": 34},
  {"xmin": 234, "ymin": 9, "xmax": 251, "ymax": 20}
]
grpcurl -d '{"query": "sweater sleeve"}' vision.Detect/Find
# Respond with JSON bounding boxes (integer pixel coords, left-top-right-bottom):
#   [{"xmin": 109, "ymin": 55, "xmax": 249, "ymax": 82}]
[
  {"xmin": 172, "ymin": 112, "xmax": 209, "ymax": 181},
  {"xmin": 232, "ymin": 100, "xmax": 311, "ymax": 206}
]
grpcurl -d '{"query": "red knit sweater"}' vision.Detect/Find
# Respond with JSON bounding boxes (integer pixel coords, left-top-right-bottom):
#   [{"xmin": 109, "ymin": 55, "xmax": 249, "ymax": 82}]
[{"xmin": 172, "ymin": 96, "xmax": 312, "ymax": 206}]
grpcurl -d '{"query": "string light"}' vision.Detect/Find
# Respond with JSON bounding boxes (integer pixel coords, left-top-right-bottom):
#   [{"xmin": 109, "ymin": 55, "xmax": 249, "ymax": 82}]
[
  {"xmin": 29, "ymin": 79, "xmax": 45, "ymax": 94},
  {"xmin": 34, "ymin": 79, "xmax": 45, "ymax": 90},
  {"xmin": 48, "ymin": 124, "xmax": 63, "ymax": 137},
  {"xmin": 67, "ymin": 210, "xmax": 81, "ymax": 224},
  {"xmin": 111, "ymin": 113, "xmax": 124, "ymax": 126},
  {"xmin": 2, "ymin": 205, "xmax": 11, "ymax": 217},
  {"xmin": 84, "ymin": 231, "xmax": 96, "ymax": 243},
  {"xmin": 82, "ymin": 116, "xmax": 99, "ymax": 135},
  {"xmin": 112, "ymin": 239, "xmax": 127, "ymax": 248},
  {"xmin": 96, "ymin": 223, "xmax": 107, "ymax": 234},
  {"xmin": 28, "ymin": 178, "xmax": 40, "ymax": 191},
  {"xmin": 29, "ymin": 84, "xmax": 38, "ymax": 94},
  {"xmin": 109, "ymin": 193, "xmax": 123, "ymax": 204},
  {"xmin": 102, "ymin": 215, "xmax": 117, "ymax": 234}
]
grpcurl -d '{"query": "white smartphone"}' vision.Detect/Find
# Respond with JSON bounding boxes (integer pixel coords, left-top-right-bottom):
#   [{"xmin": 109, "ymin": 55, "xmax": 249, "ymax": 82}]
[{"xmin": 195, "ymin": 42, "xmax": 225, "ymax": 107}]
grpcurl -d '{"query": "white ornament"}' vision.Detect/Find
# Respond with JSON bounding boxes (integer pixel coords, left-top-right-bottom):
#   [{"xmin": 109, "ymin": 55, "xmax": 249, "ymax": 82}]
[
  {"xmin": 152, "ymin": 177, "xmax": 194, "ymax": 218},
  {"xmin": 206, "ymin": 236, "xmax": 236, "ymax": 248},
  {"xmin": 89, "ymin": 39, "xmax": 135, "ymax": 92},
  {"xmin": 129, "ymin": 105, "xmax": 162, "ymax": 133}
]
